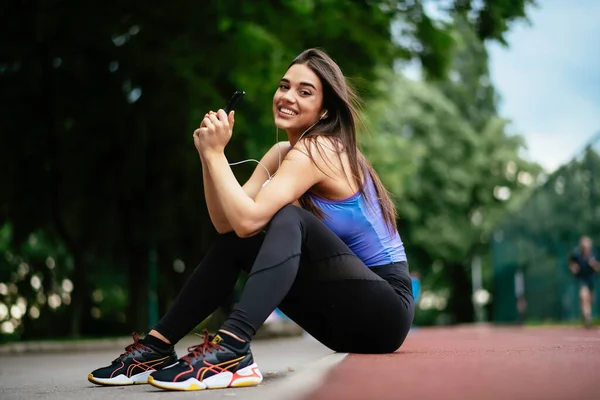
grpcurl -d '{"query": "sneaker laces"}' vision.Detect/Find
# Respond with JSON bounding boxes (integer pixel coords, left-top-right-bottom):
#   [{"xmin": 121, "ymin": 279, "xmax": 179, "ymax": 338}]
[
  {"xmin": 182, "ymin": 329, "xmax": 224, "ymax": 363},
  {"xmin": 114, "ymin": 332, "xmax": 150, "ymax": 361}
]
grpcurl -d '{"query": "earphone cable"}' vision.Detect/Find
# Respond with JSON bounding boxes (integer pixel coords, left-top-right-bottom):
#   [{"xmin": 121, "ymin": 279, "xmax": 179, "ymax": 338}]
[
  {"xmin": 227, "ymin": 115, "xmax": 323, "ymax": 182},
  {"xmin": 227, "ymin": 159, "xmax": 272, "ymax": 180}
]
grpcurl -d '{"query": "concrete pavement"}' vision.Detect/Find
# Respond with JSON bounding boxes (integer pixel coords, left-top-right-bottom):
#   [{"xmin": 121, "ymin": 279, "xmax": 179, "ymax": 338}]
[{"xmin": 0, "ymin": 334, "xmax": 345, "ymax": 400}]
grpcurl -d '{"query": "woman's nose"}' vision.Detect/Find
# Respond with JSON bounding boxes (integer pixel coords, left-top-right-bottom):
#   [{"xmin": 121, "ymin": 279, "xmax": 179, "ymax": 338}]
[{"xmin": 280, "ymin": 90, "xmax": 295, "ymax": 104}]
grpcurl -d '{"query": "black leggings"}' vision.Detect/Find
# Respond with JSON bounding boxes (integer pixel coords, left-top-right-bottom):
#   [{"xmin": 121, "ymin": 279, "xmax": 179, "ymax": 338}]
[{"xmin": 155, "ymin": 205, "xmax": 414, "ymax": 354}]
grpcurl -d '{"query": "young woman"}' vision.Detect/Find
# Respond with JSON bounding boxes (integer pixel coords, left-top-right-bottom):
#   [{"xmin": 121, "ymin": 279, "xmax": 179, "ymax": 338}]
[{"xmin": 88, "ymin": 48, "xmax": 414, "ymax": 391}]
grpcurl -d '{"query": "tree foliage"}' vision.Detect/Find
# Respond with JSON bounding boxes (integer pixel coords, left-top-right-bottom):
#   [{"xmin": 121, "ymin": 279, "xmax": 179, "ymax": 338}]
[
  {"xmin": 363, "ymin": 15, "xmax": 542, "ymax": 323},
  {"xmin": 0, "ymin": 0, "xmax": 536, "ymax": 338}
]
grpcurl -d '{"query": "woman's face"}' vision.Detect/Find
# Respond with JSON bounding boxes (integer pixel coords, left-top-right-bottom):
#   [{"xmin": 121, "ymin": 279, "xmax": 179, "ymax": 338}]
[{"xmin": 273, "ymin": 63, "xmax": 325, "ymax": 136}]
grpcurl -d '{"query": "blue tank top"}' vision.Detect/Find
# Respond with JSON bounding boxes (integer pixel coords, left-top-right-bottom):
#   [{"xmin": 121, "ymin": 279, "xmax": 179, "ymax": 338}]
[{"xmin": 307, "ymin": 176, "xmax": 407, "ymax": 267}]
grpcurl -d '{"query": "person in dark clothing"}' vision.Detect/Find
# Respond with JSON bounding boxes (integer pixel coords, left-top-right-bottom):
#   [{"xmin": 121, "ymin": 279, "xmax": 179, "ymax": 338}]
[
  {"xmin": 569, "ymin": 236, "xmax": 599, "ymax": 328},
  {"xmin": 88, "ymin": 48, "xmax": 414, "ymax": 391}
]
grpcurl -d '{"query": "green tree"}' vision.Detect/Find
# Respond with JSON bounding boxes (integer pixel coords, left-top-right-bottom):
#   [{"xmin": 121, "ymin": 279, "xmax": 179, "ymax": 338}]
[
  {"xmin": 363, "ymin": 15, "xmax": 542, "ymax": 323},
  {"xmin": 0, "ymin": 0, "xmax": 536, "ymax": 338}
]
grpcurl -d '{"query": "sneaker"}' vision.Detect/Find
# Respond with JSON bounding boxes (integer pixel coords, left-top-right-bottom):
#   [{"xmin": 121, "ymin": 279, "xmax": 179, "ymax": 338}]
[
  {"xmin": 88, "ymin": 332, "xmax": 178, "ymax": 386},
  {"xmin": 148, "ymin": 330, "xmax": 263, "ymax": 391}
]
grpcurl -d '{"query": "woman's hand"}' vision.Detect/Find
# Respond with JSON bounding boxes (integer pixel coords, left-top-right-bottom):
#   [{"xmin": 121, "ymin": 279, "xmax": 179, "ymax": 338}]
[{"xmin": 193, "ymin": 109, "xmax": 235, "ymax": 156}]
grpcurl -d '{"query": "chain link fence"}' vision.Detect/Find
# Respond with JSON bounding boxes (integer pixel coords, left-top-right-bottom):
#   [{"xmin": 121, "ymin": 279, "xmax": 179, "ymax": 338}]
[{"xmin": 492, "ymin": 132, "xmax": 600, "ymax": 323}]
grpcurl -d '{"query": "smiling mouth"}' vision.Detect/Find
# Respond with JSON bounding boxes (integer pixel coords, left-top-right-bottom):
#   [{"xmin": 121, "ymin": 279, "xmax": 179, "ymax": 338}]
[{"xmin": 278, "ymin": 107, "xmax": 298, "ymax": 116}]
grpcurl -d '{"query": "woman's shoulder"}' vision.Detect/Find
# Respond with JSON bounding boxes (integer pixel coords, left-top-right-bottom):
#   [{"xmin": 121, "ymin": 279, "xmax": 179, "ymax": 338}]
[
  {"xmin": 263, "ymin": 141, "xmax": 292, "ymax": 159},
  {"xmin": 294, "ymin": 135, "xmax": 343, "ymax": 156},
  {"xmin": 269, "ymin": 140, "xmax": 291, "ymax": 151},
  {"xmin": 290, "ymin": 136, "xmax": 353, "ymax": 187}
]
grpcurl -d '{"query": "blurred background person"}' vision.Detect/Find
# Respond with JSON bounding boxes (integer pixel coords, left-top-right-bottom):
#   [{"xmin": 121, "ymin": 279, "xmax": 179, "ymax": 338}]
[
  {"xmin": 514, "ymin": 269, "xmax": 527, "ymax": 325},
  {"xmin": 569, "ymin": 236, "xmax": 600, "ymax": 328}
]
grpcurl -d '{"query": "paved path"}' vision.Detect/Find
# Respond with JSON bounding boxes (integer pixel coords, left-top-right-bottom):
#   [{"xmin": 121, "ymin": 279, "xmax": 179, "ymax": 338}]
[
  {"xmin": 0, "ymin": 334, "xmax": 337, "ymax": 400},
  {"xmin": 4, "ymin": 325, "xmax": 598, "ymax": 400},
  {"xmin": 304, "ymin": 325, "xmax": 600, "ymax": 400}
]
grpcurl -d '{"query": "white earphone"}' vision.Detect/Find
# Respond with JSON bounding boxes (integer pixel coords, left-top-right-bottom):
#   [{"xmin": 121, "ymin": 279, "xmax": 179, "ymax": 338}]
[{"xmin": 232, "ymin": 109, "xmax": 329, "ymax": 188}]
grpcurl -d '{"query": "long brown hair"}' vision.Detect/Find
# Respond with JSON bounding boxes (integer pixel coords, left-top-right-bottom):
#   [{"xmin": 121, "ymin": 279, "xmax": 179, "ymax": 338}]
[{"xmin": 291, "ymin": 48, "xmax": 398, "ymax": 233}]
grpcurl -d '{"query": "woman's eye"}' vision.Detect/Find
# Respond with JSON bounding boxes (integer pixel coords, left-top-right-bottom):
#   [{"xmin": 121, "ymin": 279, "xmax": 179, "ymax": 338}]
[
  {"xmin": 300, "ymin": 90, "xmax": 311, "ymax": 96},
  {"xmin": 279, "ymin": 84, "xmax": 289, "ymax": 90}
]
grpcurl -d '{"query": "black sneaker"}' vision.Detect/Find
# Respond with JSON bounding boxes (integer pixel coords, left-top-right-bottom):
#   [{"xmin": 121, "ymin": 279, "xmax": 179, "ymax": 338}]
[
  {"xmin": 88, "ymin": 332, "xmax": 178, "ymax": 386},
  {"xmin": 148, "ymin": 330, "xmax": 263, "ymax": 391}
]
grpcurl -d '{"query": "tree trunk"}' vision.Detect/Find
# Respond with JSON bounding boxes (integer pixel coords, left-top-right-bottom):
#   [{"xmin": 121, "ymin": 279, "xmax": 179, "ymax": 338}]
[{"xmin": 446, "ymin": 262, "xmax": 474, "ymax": 323}]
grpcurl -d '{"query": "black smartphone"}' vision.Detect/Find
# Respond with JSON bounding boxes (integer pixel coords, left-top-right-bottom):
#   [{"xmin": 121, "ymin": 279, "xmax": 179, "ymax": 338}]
[{"xmin": 224, "ymin": 90, "xmax": 245, "ymax": 113}]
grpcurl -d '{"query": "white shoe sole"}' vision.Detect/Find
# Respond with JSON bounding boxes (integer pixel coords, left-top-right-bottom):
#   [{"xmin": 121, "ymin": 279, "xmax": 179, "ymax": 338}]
[
  {"xmin": 88, "ymin": 362, "xmax": 178, "ymax": 386},
  {"xmin": 148, "ymin": 362, "xmax": 263, "ymax": 391},
  {"xmin": 88, "ymin": 369, "xmax": 154, "ymax": 385}
]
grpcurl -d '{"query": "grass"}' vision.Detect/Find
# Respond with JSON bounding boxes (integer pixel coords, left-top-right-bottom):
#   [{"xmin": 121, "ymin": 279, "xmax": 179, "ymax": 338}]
[{"xmin": 524, "ymin": 318, "xmax": 599, "ymax": 328}]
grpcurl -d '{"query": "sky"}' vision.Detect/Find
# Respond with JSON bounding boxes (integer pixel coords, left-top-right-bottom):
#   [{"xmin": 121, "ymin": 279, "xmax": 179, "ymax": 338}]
[{"xmin": 486, "ymin": 0, "xmax": 600, "ymax": 172}]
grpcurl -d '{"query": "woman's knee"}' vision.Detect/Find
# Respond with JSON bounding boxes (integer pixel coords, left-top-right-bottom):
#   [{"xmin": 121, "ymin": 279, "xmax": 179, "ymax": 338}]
[
  {"xmin": 269, "ymin": 204, "xmax": 304, "ymax": 228},
  {"xmin": 273, "ymin": 204, "xmax": 301, "ymax": 218}
]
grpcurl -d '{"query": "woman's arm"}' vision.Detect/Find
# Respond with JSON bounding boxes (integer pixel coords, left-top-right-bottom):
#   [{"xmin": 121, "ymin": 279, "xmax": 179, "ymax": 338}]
[
  {"xmin": 203, "ymin": 140, "xmax": 325, "ymax": 237},
  {"xmin": 202, "ymin": 141, "xmax": 292, "ymax": 234},
  {"xmin": 200, "ymin": 157, "xmax": 231, "ymax": 233},
  {"xmin": 238, "ymin": 141, "xmax": 292, "ymax": 200},
  {"xmin": 194, "ymin": 109, "xmax": 324, "ymax": 237}
]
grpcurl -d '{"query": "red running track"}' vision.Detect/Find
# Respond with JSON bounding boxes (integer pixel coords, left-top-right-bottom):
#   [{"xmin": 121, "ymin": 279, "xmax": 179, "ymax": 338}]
[{"xmin": 304, "ymin": 325, "xmax": 600, "ymax": 400}]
